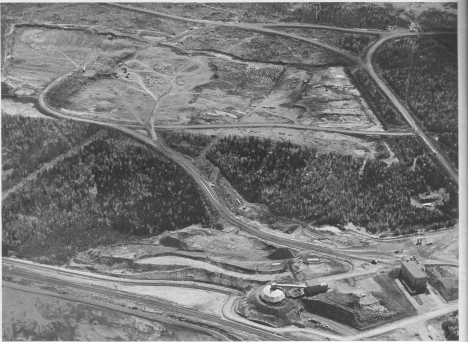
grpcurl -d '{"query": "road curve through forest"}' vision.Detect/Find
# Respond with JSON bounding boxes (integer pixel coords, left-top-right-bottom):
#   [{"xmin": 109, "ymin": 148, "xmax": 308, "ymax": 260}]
[
  {"xmin": 106, "ymin": 3, "xmax": 458, "ymax": 184},
  {"xmin": 38, "ymin": 71, "xmax": 392, "ymax": 266},
  {"xmin": 365, "ymin": 33, "xmax": 459, "ymax": 184},
  {"xmin": 6, "ymin": 10, "xmax": 460, "ymax": 342}
]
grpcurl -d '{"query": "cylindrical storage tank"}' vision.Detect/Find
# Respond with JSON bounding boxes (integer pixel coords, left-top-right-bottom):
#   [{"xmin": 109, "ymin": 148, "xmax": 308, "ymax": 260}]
[{"xmin": 260, "ymin": 285, "xmax": 285, "ymax": 303}]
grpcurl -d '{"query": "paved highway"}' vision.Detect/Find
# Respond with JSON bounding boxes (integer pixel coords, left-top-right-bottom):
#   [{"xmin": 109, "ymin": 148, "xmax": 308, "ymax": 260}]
[
  {"xmin": 106, "ymin": 3, "xmax": 362, "ymax": 65},
  {"xmin": 365, "ymin": 33, "xmax": 459, "ymax": 184},
  {"xmin": 39, "ymin": 73, "xmax": 393, "ymax": 265},
  {"xmin": 36, "ymin": 3, "xmax": 460, "ymax": 269},
  {"xmin": 3, "ymin": 281, "xmax": 232, "ymax": 341},
  {"xmin": 4, "ymin": 258, "xmax": 243, "ymax": 295},
  {"xmin": 10, "ymin": 258, "xmax": 454, "ymax": 342},
  {"xmin": 25, "ymin": 12, "xmax": 459, "ymax": 340},
  {"xmin": 3, "ymin": 267, "xmax": 287, "ymax": 341},
  {"xmin": 107, "ymin": 3, "xmax": 458, "ymax": 185}
]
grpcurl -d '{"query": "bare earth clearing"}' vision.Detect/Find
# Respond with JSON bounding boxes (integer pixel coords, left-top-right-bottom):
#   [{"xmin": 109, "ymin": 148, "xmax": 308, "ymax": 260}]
[{"xmin": 1, "ymin": 2, "xmax": 459, "ymax": 341}]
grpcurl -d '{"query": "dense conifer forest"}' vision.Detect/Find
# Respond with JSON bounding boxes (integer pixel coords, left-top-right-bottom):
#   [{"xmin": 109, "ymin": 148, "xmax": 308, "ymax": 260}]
[
  {"xmin": 375, "ymin": 35, "xmax": 458, "ymax": 167},
  {"xmin": 206, "ymin": 135, "xmax": 457, "ymax": 235},
  {"xmin": 2, "ymin": 118, "xmax": 212, "ymax": 264},
  {"xmin": 159, "ymin": 131, "xmax": 214, "ymax": 157},
  {"xmin": 2, "ymin": 114, "xmax": 100, "ymax": 190}
]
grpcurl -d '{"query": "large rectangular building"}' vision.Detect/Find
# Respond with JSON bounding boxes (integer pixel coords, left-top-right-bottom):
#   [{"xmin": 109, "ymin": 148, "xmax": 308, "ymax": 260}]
[
  {"xmin": 304, "ymin": 279, "xmax": 328, "ymax": 296},
  {"xmin": 400, "ymin": 257, "xmax": 427, "ymax": 292}
]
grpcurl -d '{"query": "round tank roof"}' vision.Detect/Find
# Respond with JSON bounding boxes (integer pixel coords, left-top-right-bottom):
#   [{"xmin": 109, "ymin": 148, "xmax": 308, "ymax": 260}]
[{"xmin": 261, "ymin": 285, "xmax": 285, "ymax": 303}]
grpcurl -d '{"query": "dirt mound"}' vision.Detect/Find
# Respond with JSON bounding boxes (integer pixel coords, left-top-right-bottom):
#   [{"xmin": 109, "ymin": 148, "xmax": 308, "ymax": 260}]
[
  {"xmin": 159, "ymin": 235, "xmax": 188, "ymax": 250},
  {"xmin": 426, "ymin": 265, "xmax": 458, "ymax": 301},
  {"xmin": 236, "ymin": 287, "xmax": 302, "ymax": 327},
  {"xmin": 302, "ymin": 292, "xmax": 398, "ymax": 331},
  {"xmin": 267, "ymin": 247, "xmax": 294, "ymax": 260}
]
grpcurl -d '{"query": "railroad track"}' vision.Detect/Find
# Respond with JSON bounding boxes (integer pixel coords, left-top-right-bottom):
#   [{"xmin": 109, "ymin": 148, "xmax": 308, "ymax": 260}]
[
  {"xmin": 4, "ymin": 268, "xmax": 288, "ymax": 341},
  {"xmin": 4, "ymin": 258, "xmax": 243, "ymax": 295}
]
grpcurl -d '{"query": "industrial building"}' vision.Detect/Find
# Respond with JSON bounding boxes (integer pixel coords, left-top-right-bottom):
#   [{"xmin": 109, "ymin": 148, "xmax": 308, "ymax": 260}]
[
  {"xmin": 303, "ymin": 279, "xmax": 328, "ymax": 297},
  {"xmin": 261, "ymin": 280, "xmax": 328, "ymax": 303},
  {"xmin": 261, "ymin": 284, "xmax": 286, "ymax": 303},
  {"xmin": 400, "ymin": 256, "xmax": 427, "ymax": 294}
]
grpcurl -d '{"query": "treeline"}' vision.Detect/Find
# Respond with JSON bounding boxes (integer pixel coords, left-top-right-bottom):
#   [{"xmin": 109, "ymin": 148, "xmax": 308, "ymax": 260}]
[
  {"xmin": 351, "ymin": 69, "xmax": 408, "ymax": 129},
  {"xmin": 419, "ymin": 8, "xmax": 457, "ymax": 32},
  {"xmin": 45, "ymin": 72, "xmax": 115, "ymax": 110},
  {"xmin": 2, "ymin": 131, "xmax": 212, "ymax": 264},
  {"xmin": 287, "ymin": 3, "xmax": 409, "ymax": 30},
  {"xmin": 2, "ymin": 114, "xmax": 100, "ymax": 190},
  {"xmin": 159, "ymin": 131, "xmax": 213, "ymax": 157},
  {"xmin": 206, "ymin": 135, "xmax": 457, "ymax": 235},
  {"xmin": 375, "ymin": 35, "xmax": 458, "ymax": 167},
  {"xmin": 272, "ymin": 27, "xmax": 376, "ymax": 57},
  {"xmin": 45, "ymin": 76, "xmax": 91, "ymax": 109},
  {"xmin": 442, "ymin": 312, "xmax": 459, "ymax": 341},
  {"xmin": 435, "ymin": 132, "xmax": 458, "ymax": 169},
  {"xmin": 335, "ymin": 34, "xmax": 374, "ymax": 56}
]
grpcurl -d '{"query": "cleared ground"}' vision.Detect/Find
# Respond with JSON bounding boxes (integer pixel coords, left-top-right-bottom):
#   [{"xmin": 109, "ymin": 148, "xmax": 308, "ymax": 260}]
[
  {"xmin": 426, "ymin": 266, "xmax": 458, "ymax": 302},
  {"xmin": 112, "ymin": 284, "xmax": 228, "ymax": 317},
  {"xmin": 2, "ymin": 285, "xmax": 217, "ymax": 341},
  {"xmin": 304, "ymin": 270, "xmax": 417, "ymax": 330},
  {"xmin": 0, "ymin": 98, "xmax": 49, "ymax": 118},
  {"xmin": 7, "ymin": 27, "xmax": 139, "ymax": 86},
  {"xmin": 367, "ymin": 328, "xmax": 417, "ymax": 341},
  {"xmin": 5, "ymin": 24, "xmax": 382, "ymax": 132},
  {"xmin": 3, "ymin": 3, "xmax": 196, "ymax": 36}
]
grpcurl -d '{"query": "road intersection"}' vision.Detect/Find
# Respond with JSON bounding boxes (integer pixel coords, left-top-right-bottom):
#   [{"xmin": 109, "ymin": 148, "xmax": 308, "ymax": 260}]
[{"xmin": 9, "ymin": 5, "xmax": 459, "ymax": 340}]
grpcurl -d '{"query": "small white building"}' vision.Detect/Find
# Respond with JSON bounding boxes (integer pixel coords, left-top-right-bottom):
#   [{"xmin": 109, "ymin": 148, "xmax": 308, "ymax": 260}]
[{"xmin": 260, "ymin": 284, "xmax": 285, "ymax": 303}]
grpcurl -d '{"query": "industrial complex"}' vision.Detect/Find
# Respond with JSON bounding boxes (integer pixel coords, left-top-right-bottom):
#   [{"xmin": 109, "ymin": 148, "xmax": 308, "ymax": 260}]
[
  {"xmin": 1, "ymin": 1, "xmax": 460, "ymax": 341},
  {"xmin": 400, "ymin": 256, "xmax": 428, "ymax": 294}
]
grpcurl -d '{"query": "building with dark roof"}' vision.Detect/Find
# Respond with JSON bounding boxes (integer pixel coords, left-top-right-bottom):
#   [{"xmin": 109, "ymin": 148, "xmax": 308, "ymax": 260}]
[{"xmin": 400, "ymin": 257, "xmax": 427, "ymax": 293}]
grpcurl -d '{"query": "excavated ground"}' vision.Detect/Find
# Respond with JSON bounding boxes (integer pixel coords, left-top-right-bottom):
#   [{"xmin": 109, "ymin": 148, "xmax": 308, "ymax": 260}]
[
  {"xmin": 304, "ymin": 270, "xmax": 417, "ymax": 331},
  {"xmin": 425, "ymin": 265, "xmax": 458, "ymax": 302},
  {"xmin": 72, "ymin": 225, "xmax": 352, "ymax": 290}
]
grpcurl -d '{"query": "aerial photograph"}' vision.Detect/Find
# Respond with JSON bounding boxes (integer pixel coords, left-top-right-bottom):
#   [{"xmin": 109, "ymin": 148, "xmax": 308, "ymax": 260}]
[{"xmin": 1, "ymin": 1, "xmax": 463, "ymax": 341}]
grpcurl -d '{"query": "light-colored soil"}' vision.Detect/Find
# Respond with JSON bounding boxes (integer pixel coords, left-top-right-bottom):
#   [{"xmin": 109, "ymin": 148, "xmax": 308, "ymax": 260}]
[
  {"xmin": 6, "ymin": 25, "xmax": 384, "ymax": 137},
  {"xmin": 5, "ymin": 26, "xmax": 145, "ymax": 96},
  {"xmin": 0, "ymin": 99, "xmax": 50, "ymax": 118},
  {"xmin": 2, "ymin": 285, "xmax": 216, "ymax": 341},
  {"xmin": 69, "ymin": 78, "xmax": 143, "ymax": 122},
  {"xmin": 424, "ymin": 312, "xmax": 456, "ymax": 341},
  {"xmin": 422, "ymin": 227, "xmax": 459, "ymax": 263},
  {"xmin": 114, "ymin": 284, "xmax": 228, "ymax": 316},
  {"xmin": 333, "ymin": 274, "xmax": 382, "ymax": 295},
  {"xmin": 367, "ymin": 328, "xmax": 417, "ymax": 341},
  {"xmin": 135, "ymin": 255, "xmax": 287, "ymax": 282}
]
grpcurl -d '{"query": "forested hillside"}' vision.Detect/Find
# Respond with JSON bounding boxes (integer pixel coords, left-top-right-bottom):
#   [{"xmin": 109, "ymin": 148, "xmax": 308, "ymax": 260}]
[
  {"xmin": 375, "ymin": 35, "xmax": 458, "ymax": 167},
  {"xmin": 2, "ymin": 114, "xmax": 100, "ymax": 190},
  {"xmin": 2, "ymin": 122, "xmax": 212, "ymax": 264},
  {"xmin": 286, "ymin": 3, "xmax": 409, "ymax": 29},
  {"xmin": 159, "ymin": 131, "xmax": 214, "ymax": 157},
  {"xmin": 206, "ymin": 135, "xmax": 457, "ymax": 235},
  {"xmin": 351, "ymin": 69, "xmax": 408, "ymax": 130}
]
